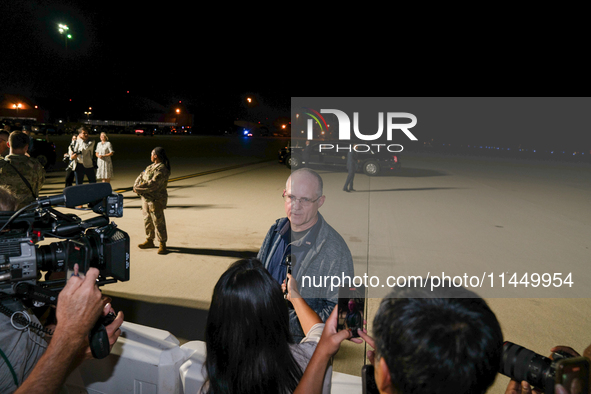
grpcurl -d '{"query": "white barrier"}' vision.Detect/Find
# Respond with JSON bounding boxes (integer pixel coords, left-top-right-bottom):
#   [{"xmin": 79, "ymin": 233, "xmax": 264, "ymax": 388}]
[
  {"xmin": 63, "ymin": 322, "xmax": 188, "ymax": 393},
  {"xmin": 63, "ymin": 323, "xmax": 363, "ymax": 394}
]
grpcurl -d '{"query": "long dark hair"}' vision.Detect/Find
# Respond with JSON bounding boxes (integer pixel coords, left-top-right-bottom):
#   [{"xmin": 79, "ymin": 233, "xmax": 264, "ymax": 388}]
[
  {"xmin": 203, "ymin": 258, "xmax": 303, "ymax": 394},
  {"xmin": 153, "ymin": 146, "xmax": 171, "ymax": 171}
]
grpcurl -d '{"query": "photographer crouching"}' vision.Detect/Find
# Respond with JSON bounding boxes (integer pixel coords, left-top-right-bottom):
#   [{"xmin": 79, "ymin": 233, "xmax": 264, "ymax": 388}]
[{"xmin": 0, "ymin": 186, "xmax": 124, "ymax": 394}]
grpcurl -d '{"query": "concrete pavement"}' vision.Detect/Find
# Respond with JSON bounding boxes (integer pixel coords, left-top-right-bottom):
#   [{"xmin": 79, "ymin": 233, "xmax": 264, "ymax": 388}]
[{"xmin": 37, "ymin": 136, "xmax": 591, "ymax": 393}]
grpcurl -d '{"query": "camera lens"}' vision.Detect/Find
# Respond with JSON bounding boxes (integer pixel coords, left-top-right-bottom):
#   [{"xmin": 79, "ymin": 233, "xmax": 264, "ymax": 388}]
[
  {"xmin": 500, "ymin": 341, "xmax": 554, "ymax": 391},
  {"xmin": 36, "ymin": 241, "xmax": 68, "ymax": 272}
]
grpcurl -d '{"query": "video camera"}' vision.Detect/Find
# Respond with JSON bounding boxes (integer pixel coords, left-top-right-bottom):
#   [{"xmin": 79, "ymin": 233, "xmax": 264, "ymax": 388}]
[
  {"xmin": 0, "ymin": 183, "xmax": 129, "ymax": 305},
  {"xmin": 500, "ymin": 341, "xmax": 590, "ymax": 393}
]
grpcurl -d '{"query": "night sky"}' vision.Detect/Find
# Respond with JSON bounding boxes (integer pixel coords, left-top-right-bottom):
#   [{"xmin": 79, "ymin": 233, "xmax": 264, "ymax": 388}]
[
  {"xmin": 1, "ymin": 2, "xmax": 589, "ymax": 148},
  {"xmin": 0, "ymin": 1, "xmax": 289, "ymax": 119}
]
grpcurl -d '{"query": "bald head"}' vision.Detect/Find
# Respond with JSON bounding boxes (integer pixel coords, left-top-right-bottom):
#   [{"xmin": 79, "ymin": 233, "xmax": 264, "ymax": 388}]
[{"xmin": 286, "ymin": 168, "xmax": 323, "ymax": 199}]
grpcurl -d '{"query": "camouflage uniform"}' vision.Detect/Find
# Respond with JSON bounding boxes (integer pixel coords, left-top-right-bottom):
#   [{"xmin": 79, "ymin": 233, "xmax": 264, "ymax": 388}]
[
  {"xmin": 134, "ymin": 162, "xmax": 170, "ymax": 242},
  {"xmin": 0, "ymin": 154, "xmax": 45, "ymax": 210}
]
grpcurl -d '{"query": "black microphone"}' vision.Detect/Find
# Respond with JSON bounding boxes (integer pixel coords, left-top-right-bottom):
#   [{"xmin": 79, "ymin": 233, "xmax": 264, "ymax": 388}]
[
  {"xmin": 37, "ymin": 184, "xmax": 113, "ymax": 208},
  {"xmin": 284, "ymin": 255, "xmax": 294, "ymax": 299}
]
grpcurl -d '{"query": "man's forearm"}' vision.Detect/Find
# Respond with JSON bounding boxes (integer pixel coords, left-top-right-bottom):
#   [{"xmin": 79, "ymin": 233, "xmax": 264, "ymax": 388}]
[{"xmin": 14, "ymin": 328, "xmax": 85, "ymax": 394}]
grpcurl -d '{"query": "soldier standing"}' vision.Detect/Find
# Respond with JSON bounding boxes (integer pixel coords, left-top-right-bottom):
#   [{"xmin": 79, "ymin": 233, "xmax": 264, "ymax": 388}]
[
  {"xmin": 133, "ymin": 147, "xmax": 170, "ymax": 255},
  {"xmin": 0, "ymin": 131, "xmax": 45, "ymax": 210}
]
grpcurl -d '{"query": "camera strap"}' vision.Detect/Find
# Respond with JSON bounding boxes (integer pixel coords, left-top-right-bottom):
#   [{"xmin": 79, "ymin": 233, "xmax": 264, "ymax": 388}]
[
  {"xmin": 6, "ymin": 160, "xmax": 37, "ymax": 200},
  {"xmin": 0, "ymin": 346, "xmax": 18, "ymax": 387}
]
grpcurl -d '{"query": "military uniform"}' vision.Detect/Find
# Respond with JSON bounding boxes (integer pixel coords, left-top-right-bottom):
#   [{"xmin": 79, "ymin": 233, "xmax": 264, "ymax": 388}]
[
  {"xmin": 0, "ymin": 154, "xmax": 45, "ymax": 210},
  {"xmin": 134, "ymin": 162, "xmax": 170, "ymax": 243}
]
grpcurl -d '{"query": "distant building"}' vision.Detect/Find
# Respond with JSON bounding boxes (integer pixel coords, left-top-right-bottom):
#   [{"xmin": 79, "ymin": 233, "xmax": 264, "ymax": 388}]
[
  {"xmin": 0, "ymin": 92, "xmax": 193, "ymax": 129},
  {"xmin": 0, "ymin": 93, "xmax": 48, "ymax": 122}
]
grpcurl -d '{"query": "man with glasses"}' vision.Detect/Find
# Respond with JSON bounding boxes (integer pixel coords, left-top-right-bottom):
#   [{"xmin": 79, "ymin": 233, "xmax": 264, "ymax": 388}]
[{"xmin": 257, "ymin": 168, "xmax": 354, "ymax": 342}]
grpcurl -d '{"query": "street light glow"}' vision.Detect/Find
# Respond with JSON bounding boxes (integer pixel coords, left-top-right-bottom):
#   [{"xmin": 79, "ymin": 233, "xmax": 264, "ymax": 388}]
[{"xmin": 58, "ymin": 24, "xmax": 72, "ymax": 50}]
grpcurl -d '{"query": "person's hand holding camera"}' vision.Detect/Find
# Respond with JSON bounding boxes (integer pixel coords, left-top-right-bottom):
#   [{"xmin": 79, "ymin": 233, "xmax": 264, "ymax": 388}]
[
  {"xmin": 55, "ymin": 268, "xmax": 105, "ymax": 355},
  {"xmin": 504, "ymin": 380, "xmax": 542, "ymax": 394},
  {"xmin": 295, "ymin": 306, "xmax": 363, "ymax": 394},
  {"xmin": 81, "ymin": 297, "xmax": 124, "ymax": 361},
  {"xmin": 504, "ymin": 343, "xmax": 591, "ymax": 394},
  {"xmin": 14, "ymin": 268, "xmax": 114, "ymax": 394}
]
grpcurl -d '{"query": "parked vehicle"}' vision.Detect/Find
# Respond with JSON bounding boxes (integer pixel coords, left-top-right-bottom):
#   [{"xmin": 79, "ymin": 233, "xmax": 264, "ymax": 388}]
[
  {"xmin": 135, "ymin": 124, "xmax": 156, "ymax": 136},
  {"xmin": 29, "ymin": 137, "xmax": 57, "ymax": 169},
  {"xmin": 278, "ymin": 140, "xmax": 401, "ymax": 176},
  {"xmin": 34, "ymin": 123, "xmax": 59, "ymax": 135}
]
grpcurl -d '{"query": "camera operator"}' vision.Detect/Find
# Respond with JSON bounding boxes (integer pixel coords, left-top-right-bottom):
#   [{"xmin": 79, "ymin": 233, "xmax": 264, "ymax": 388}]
[
  {"xmin": 71, "ymin": 127, "xmax": 96, "ymax": 185},
  {"xmin": 12, "ymin": 268, "xmax": 124, "ymax": 394},
  {"xmin": 63, "ymin": 134, "xmax": 77, "ymax": 187},
  {"xmin": 505, "ymin": 343, "xmax": 591, "ymax": 394},
  {"xmin": 295, "ymin": 280, "xmax": 504, "ymax": 394},
  {"xmin": 1, "ymin": 189, "xmax": 124, "ymax": 394}
]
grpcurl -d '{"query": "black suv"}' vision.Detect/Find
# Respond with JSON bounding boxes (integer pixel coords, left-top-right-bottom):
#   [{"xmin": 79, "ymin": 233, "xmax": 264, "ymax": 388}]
[
  {"xmin": 278, "ymin": 140, "xmax": 401, "ymax": 176},
  {"xmin": 135, "ymin": 124, "xmax": 156, "ymax": 137},
  {"xmin": 29, "ymin": 137, "xmax": 57, "ymax": 169}
]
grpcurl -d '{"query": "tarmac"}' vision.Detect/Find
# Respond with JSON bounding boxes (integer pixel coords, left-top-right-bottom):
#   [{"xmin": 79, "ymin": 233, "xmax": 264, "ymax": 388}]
[{"xmin": 37, "ymin": 134, "xmax": 591, "ymax": 393}]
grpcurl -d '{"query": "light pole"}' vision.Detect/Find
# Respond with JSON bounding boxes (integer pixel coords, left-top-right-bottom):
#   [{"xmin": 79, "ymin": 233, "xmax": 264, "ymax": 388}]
[
  {"xmin": 58, "ymin": 24, "xmax": 72, "ymax": 51},
  {"xmin": 12, "ymin": 103, "xmax": 22, "ymax": 118}
]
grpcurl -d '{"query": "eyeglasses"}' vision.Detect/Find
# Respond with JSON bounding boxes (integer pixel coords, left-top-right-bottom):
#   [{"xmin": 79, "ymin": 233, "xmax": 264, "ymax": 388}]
[{"xmin": 282, "ymin": 190, "xmax": 321, "ymax": 206}]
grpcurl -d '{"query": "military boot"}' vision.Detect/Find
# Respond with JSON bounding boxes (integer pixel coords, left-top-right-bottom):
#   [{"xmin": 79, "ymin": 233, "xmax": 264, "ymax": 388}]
[
  {"xmin": 157, "ymin": 242, "xmax": 167, "ymax": 255},
  {"xmin": 138, "ymin": 239, "xmax": 156, "ymax": 249}
]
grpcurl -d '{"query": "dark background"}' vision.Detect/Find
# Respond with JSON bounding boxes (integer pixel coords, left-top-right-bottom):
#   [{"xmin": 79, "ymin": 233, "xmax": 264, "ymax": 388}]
[
  {"xmin": 0, "ymin": 1, "xmax": 289, "ymax": 126},
  {"xmin": 1, "ymin": 1, "xmax": 589, "ymax": 148}
]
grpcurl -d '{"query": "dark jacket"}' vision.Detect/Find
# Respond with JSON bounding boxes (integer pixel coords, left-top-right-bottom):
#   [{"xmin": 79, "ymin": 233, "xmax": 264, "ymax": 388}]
[
  {"xmin": 258, "ymin": 213, "xmax": 354, "ymax": 340},
  {"xmin": 346, "ymin": 150, "xmax": 358, "ymax": 172}
]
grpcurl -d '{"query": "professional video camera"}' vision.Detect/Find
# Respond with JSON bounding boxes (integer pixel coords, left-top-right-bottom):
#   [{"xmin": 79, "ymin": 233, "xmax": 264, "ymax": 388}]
[
  {"xmin": 500, "ymin": 341, "xmax": 590, "ymax": 393},
  {"xmin": 0, "ymin": 183, "xmax": 129, "ymax": 302},
  {"xmin": 0, "ymin": 183, "xmax": 129, "ymax": 358}
]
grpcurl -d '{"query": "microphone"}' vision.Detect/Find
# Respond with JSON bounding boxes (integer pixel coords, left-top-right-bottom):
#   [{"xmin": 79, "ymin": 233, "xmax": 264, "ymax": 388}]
[{"xmin": 37, "ymin": 183, "xmax": 113, "ymax": 208}]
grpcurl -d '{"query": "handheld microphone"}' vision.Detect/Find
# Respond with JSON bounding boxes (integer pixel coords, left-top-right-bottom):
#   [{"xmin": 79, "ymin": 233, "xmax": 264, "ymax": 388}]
[
  {"xmin": 36, "ymin": 183, "xmax": 113, "ymax": 208},
  {"xmin": 284, "ymin": 255, "xmax": 293, "ymax": 299}
]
